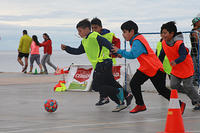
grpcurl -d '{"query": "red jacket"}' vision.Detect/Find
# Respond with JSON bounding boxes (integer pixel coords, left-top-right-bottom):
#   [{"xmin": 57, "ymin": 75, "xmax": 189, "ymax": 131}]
[{"xmin": 40, "ymin": 40, "xmax": 52, "ymax": 55}]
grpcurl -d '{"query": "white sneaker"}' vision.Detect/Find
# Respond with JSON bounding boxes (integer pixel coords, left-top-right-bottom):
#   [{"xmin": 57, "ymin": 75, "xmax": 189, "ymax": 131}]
[{"xmin": 112, "ymin": 104, "xmax": 127, "ymax": 112}]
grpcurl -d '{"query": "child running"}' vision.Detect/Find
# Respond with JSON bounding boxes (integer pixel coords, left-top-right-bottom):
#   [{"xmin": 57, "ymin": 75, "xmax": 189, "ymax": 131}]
[
  {"xmin": 91, "ymin": 17, "xmax": 133, "ymax": 106},
  {"xmin": 40, "ymin": 33, "xmax": 57, "ymax": 74},
  {"xmin": 112, "ymin": 20, "xmax": 186, "ymax": 114},
  {"xmin": 159, "ymin": 21, "xmax": 200, "ymax": 110},
  {"xmin": 61, "ymin": 19, "xmax": 127, "ymax": 112},
  {"xmin": 28, "ymin": 35, "xmax": 43, "ymax": 74}
]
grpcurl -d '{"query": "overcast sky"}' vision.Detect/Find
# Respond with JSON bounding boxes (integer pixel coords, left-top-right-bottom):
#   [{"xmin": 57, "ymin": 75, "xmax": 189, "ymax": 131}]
[{"xmin": 0, "ymin": 0, "xmax": 200, "ymax": 50}]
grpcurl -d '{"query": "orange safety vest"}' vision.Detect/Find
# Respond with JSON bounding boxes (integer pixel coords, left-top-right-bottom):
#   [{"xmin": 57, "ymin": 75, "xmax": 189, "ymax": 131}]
[
  {"xmin": 131, "ymin": 34, "xmax": 163, "ymax": 77},
  {"xmin": 162, "ymin": 40, "xmax": 194, "ymax": 78}
]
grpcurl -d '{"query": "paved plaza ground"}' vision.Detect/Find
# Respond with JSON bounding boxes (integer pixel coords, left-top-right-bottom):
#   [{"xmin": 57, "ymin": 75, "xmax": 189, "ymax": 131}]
[{"xmin": 0, "ymin": 72, "xmax": 200, "ymax": 133}]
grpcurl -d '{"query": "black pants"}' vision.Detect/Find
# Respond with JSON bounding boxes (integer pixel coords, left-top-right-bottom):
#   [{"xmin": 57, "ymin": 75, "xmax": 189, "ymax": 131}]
[
  {"xmin": 92, "ymin": 59, "xmax": 126, "ymax": 104},
  {"xmin": 130, "ymin": 69, "xmax": 171, "ymax": 105}
]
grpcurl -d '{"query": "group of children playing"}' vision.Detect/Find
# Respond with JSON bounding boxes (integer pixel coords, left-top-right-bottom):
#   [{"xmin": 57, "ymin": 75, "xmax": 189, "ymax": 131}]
[
  {"xmin": 17, "ymin": 31, "xmax": 57, "ymax": 74},
  {"xmin": 18, "ymin": 16, "xmax": 200, "ymax": 113},
  {"xmin": 61, "ymin": 17, "xmax": 200, "ymax": 113}
]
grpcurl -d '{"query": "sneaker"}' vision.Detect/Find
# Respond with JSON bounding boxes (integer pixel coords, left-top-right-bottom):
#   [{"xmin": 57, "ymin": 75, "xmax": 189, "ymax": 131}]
[
  {"xmin": 125, "ymin": 93, "xmax": 133, "ymax": 106},
  {"xmin": 40, "ymin": 71, "xmax": 45, "ymax": 74},
  {"xmin": 112, "ymin": 104, "xmax": 127, "ymax": 112},
  {"xmin": 95, "ymin": 98, "xmax": 109, "ymax": 106},
  {"xmin": 193, "ymin": 104, "xmax": 200, "ymax": 111},
  {"xmin": 180, "ymin": 102, "xmax": 186, "ymax": 115},
  {"xmin": 43, "ymin": 71, "xmax": 48, "ymax": 74},
  {"xmin": 27, "ymin": 72, "xmax": 32, "ymax": 74},
  {"xmin": 130, "ymin": 105, "xmax": 146, "ymax": 113}
]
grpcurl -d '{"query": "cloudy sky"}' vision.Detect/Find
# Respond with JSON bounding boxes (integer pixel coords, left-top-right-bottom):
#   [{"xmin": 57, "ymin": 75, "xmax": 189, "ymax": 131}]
[{"xmin": 0, "ymin": 0, "xmax": 199, "ymax": 50}]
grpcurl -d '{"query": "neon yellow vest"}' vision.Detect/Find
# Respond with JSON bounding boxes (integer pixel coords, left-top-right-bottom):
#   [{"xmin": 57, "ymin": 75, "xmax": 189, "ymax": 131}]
[
  {"xmin": 102, "ymin": 33, "xmax": 117, "ymax": 65},
  {"xmin": 82, "ymin": 32, "xmax": 111, "ymax": 69},
  {"xmin": 156, "ymin": 42, "xmax": 172, "ymax": 75}
]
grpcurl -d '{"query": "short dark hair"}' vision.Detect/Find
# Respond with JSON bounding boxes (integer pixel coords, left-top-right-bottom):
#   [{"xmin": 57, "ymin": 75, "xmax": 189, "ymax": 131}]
[
  {"xmin": 91, "ymin": 17, "xmax": 102, "ymax": 27},
  {"xmin": 121, "ymin": 20, "xmax": 138, "ymax": 34},
  {"xmin": 23, "ymin": 30, "xmax": 27, "ymax": 34},
  {"xmin": 161, "ymin": 21, "xmax": 177, "ymax": 35},
  {"xmin": 76, "ymin": 19, "xmax": 91, "ymax": 30}
]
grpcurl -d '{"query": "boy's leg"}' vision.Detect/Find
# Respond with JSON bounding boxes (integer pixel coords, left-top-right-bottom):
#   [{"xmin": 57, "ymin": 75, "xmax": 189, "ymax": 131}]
[
  {"xmin": 150, "ymin": 71, "xmax": 186, "ymax": 114},
  {"xmin": 91, "ymin": 69, "xmax": 109, "ymax": 106},
  {"xmin": 102, "ymin": 59, "xmax": 132, "ymax": 106},
  {"xmin": 101, "ymin": 85, "xmax": 126, "ymax": 112},
  {"xmin": 101, "ymin": 85, "xmax": 120, "ymax": 104},
  {"xmin": 170, "ymin": 75, "xmax": 187, "ymax": 114},
  {"xmin": 170, "ymin": 75, "xmax": 184, "ymax": 91},
  {"xmin": 150, "ymin": 70, "xmax": 171, "ymax": 101},
  {"xmin": 96, "ymin": 89, "xmax": 109, "ymax": 106},
  {"xmin": 182, "ymin": 77, "xmax": 200, "ymax": 107},
  {"xmin": 111, "ymin": 76, "xmax": 133, "ymax": 106},
  {"xmin": 130, "ymin": 70, "xmax": 148, "ymax": 106}
]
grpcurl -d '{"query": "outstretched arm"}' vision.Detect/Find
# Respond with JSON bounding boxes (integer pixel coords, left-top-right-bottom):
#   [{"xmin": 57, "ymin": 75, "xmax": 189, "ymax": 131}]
[
  {"xmin": 61, "ymin": 43, "xmax": 85, "ymax": 55},
  {"xmin": 112, "ymin": 40, "xmax": 147, "ymax": 59}
]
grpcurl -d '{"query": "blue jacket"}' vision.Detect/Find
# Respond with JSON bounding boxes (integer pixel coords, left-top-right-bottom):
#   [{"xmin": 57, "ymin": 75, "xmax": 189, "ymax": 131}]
[{"xmin": 117, "ymin": 34, "xmax": 147, "ymax": 59}]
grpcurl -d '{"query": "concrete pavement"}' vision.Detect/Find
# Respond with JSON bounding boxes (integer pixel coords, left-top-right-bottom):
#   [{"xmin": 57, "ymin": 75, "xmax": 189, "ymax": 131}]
[{"xmin": 0, "ymin": 72, "xmax": 200, "ymax": 133}]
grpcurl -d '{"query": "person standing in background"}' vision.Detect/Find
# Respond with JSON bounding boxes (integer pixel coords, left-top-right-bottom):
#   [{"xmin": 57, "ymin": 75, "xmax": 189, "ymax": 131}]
[
  {"xmin": 190, "ymin": 17, "xmax": 200, "ymax": 86},
  {"xmin": 40, "ymin": 33, "xmax": 57, "ymax": 74},
  {"xmin": 17, "ymin": 30, "xmax": 32, "ymax": 73},
  {"xmin": 28, "ymin": 35, "xmax": 43, "ymax": 74}
]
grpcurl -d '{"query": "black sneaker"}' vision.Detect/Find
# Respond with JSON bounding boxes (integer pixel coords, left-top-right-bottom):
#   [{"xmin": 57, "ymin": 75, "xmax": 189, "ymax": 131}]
[
  {"xmin": 125, "ymin": 93, "xmax": 133, "ymax": 106},
  {"xmin": 95, "ymin": 98, "xmax": 109, "ymax": 106},
  {"xmin": 193, "ymin": 81, "xmax": 199, "ymax": 86},
  {"xmin": 193, "ymin": 104, "xmax": 200, "ymax": 111}
]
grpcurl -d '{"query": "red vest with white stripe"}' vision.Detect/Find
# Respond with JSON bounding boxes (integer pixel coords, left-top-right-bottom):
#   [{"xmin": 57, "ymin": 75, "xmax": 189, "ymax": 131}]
[
  {"xmin": 162, "ymin": 40, "xmax": 194, "ymax": 78},
  {"xmin": 131, "ymin": 34, "xmax": 163, "ymax": 77}
]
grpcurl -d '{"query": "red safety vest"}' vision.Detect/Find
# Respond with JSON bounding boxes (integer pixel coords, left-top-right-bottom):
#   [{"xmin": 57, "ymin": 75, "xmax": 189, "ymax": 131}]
[
  {"xmin": 162, "ymin": 40, "xmax": 194, "ymax": 78},
  {"xmin": 131, "ymin": 34, "xmax": 163, "ymax": 77}
]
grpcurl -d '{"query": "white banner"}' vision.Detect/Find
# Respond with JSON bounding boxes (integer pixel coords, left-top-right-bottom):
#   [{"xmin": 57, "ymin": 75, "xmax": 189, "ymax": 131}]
[{"xmin": 65, "ymin": 64, "xmax": 132, "ymax": 92}]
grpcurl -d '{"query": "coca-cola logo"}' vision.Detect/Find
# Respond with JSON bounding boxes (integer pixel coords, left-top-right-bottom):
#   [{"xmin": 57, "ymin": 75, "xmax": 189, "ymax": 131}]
[
  {"xmin": 112, "ymin": 66, "xmax": 121, "ymax": 80},
  {"xmin": 74, "ymin": 68, "xmax": 93, "ymax": 82}
]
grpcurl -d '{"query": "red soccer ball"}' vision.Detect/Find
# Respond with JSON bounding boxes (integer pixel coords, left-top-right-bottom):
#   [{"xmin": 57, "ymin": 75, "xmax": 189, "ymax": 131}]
[{"xmin": 44, "ymin": 99, "xmax": 58, "ymax": 112}]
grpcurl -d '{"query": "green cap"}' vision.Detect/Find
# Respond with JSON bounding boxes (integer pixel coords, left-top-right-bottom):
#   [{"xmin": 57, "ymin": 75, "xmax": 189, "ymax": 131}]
[{"xmin": 192, "ymin": 17, "xmax": 200, "ymax": 26}]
